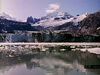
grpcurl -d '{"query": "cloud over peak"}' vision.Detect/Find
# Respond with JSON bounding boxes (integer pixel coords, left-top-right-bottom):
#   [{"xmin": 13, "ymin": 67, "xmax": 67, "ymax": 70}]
[{"xmin": 46, "ymin": 3, "xmax": 60, "ymax": 14}]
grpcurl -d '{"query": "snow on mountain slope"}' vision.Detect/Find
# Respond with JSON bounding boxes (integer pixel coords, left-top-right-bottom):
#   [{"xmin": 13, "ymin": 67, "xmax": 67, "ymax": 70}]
[
  {"xmin": 0, "ymin": 12, "xmax": 22, "ymax": 21},
  {"xmin": 72, "ymin": 13, "xmax": 88, "ymax": 23},
  {"xmin": 33, "ymin": 12, "xmax": 88, "ymax": 27},
  {"xmin": 34, "ymin": 17, "xmax": 74, "ymax": 27},
  {"xmin": 33, "ymin": 11, "xmax": 74, "ymax": 27}
]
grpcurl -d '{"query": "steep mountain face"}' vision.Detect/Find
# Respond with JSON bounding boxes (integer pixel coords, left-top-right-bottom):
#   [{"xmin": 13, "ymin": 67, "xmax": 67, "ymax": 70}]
[
  {"xmin": 79, "ymin": 12, "xmax": 100, "ymax": 35},
  {"xmin": 51, "ymin": 12, "xmax": 100, "ymax": 36},
  {"xmin": 43, "ymin": 13, "xmax": 88, "ymax": 37}
]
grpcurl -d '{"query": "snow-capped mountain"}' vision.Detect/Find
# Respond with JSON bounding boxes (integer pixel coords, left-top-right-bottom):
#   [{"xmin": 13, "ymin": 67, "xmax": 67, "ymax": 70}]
[
  {"xmin": 33, "ymin": 11, "xmax": 88, "ymax": 27},
  {"xmin": 32, "ymin": 11, "xmax": 73, "ymax": 27},
  {"xmin": 0, "ymin": 12, "xmax": 21, "ymax": 21},
  {"xmin": 41, "ymin": 11, "xmax": 73, "ymax": 20},
  {"xmin": 0, "ymin": 12, "xmax": 15, "ymax": 20}
]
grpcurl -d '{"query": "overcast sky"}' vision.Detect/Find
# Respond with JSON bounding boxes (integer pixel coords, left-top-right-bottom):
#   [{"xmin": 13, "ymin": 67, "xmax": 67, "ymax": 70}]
[{"xmin": 1, "ymin": 0, "xmax": 100, "ymax": 21}]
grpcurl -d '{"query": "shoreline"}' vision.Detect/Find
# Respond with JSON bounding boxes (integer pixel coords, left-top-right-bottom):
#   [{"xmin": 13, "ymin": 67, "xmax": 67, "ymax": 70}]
[{"xmin": 0, "ymin": 42, "xmax": 100, "ymax": 46}]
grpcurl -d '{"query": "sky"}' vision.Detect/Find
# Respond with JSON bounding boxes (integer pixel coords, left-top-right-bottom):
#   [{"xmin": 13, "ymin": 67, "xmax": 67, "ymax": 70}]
[{"xmin": 0, "ymin": 0, "xmax": 100, "ymax": 21}]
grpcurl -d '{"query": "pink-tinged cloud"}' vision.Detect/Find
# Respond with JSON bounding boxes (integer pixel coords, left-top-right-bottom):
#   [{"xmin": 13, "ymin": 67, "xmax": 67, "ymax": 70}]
[{"xmin": 46, "ymin": 3, "xmax": 60, "ymax": 14}]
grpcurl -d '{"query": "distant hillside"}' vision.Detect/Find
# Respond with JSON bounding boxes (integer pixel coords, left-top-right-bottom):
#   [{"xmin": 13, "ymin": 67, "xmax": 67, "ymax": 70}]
[{"xmin": 0, "ymin": 18, "xmax": 38, "ymax": 33}]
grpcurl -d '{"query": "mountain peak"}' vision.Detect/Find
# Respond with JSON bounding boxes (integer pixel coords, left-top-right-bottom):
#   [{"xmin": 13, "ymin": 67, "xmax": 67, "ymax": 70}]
[
  {"xmin": 0, "ymin": 12, "xmax": 13, "ymax": 20},
  {"xmin": 0, "ymin": 12, "xmax": 22, "ymax": 22},
  {"xmin": 43, "ymin": 11, "xmax": 73, "ymax": 20}
]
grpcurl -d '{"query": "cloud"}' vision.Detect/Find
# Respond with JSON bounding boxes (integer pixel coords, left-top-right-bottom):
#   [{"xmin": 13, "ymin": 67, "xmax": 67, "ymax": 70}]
[{"xmin": 46, "ymin": 3, "xmax": 60, "ymax": 14}]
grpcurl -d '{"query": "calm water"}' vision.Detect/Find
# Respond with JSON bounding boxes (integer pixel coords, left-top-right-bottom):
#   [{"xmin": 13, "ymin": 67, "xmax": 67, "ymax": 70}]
[{"xmin": 0, "ymin": 45, "xmax": 100, "ymax": 75}]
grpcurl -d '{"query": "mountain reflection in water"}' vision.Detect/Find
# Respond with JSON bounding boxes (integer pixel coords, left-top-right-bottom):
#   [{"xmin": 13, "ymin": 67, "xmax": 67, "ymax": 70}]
[{"xmin": 0, "ymin": 45, "xmax": 100, "ymax": 75}]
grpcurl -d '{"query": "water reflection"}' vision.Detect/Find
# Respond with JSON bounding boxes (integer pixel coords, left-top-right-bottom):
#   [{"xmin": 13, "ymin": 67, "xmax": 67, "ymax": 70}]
[{"xmin": 0, "ymin": 45, "xmax": 100, "ymax": 75}]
